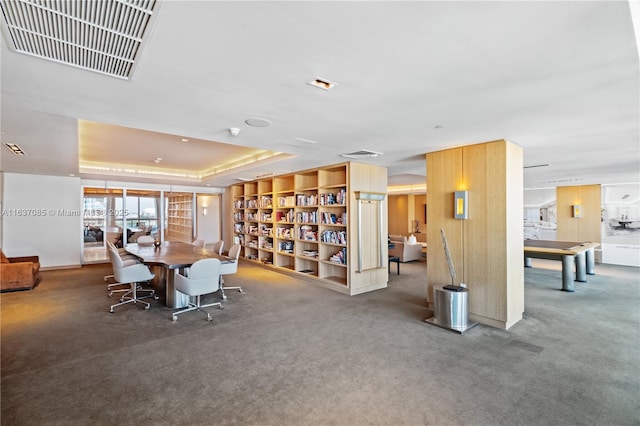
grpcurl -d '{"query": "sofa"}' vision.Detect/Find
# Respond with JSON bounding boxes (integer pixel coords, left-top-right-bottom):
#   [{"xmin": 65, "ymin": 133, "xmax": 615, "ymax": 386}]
[
  {"xmin": 388, "ymin": 235, "xmax": 423, "ymax": 263},
  {"xmin": 0, "ymin": 249, "xmax": 41, "ymax": 292}
]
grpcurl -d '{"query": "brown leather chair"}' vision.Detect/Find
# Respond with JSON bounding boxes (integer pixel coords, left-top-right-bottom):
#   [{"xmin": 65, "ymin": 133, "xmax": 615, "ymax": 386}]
[{"xmin": 0, "ymin": 249, "xmax": 41, "ymax": 292}]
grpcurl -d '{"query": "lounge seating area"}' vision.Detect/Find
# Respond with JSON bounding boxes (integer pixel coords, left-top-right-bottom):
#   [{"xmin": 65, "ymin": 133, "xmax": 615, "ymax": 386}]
[
  {"xmin": 388, "ymin": 234, "xmax": 423, "ymax": 263},
  {"xmin": 0, "ymin": 249, "xmax": 41, "ymax": 292}
]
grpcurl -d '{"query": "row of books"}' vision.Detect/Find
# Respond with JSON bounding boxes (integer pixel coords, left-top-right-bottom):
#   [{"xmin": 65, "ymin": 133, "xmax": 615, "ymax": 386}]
[
  {"xmin": 260, "ymin": 196, "xmax": 273, "ymax": 208},
  {"xmin": 277, "ymin": 196, "xmax": 296, "ymax": 207},
  {"xmin": 278, "ymin": 241, "xmax": 294, "ymax": 253},
  {"xmin": 275, "ymin": 209, "xmax": 295, "ymax": 222},
  {"xmin": 329, "ymin": 248, "xmax": 347, "ymax": 265},
  {"xmin": 258, "ymin": 236, "xmax": 273, "ymax": 250},
  {"xmin": 298, "ymin": 226, "xmax": 317, "ymax": 241},
  {"xmin": 296, "ymin": 194, "xmax": 317, "ymax": 206},
  {"xmin": 301, "ymin": 250, "xmax": 318, "ymax": 258},
  {"xmin": 320, "ymin": 230, "xmax": 347, "ymax": 245},
  {"xmin": 321, "ymin": 212, "xmax": 347, "ymax": 225},
  {"xmin": 296, "ymin": 211, "xmax": 317, "ymax": 224},
  {"xmin": 319, "ymin": 190, "xmax": 346, "ymax": 206},
  {"xmin": 276, "ymin": 227, "xmax": 294, "ymax": 239}
]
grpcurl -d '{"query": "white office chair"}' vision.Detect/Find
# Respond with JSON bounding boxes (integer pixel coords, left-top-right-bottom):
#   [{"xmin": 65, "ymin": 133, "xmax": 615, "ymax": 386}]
[
  {"xmin": 105, "ymin": 240, "xmax": 141, "ymax": 295},
  {"xmin": 209, "ymin": 240, "xmax": 224, "ymax": 255},
  {"xmin": 108, "ymin": 247, "xmax": 158, "ymax": 313},
  {"xmin": 137, "ymin": 235, "xmax": 155, "ymax": 245},
  {"xmin": 172, "ymin": 258, "xmax": 224, "ymax": 321},
  {"xmin": 192, "ymin": 238, "xmax": 206, "ymax": 248},
  {"xmin": 219, "ymin": 243, "xmax": 242, "ymax": 300}
]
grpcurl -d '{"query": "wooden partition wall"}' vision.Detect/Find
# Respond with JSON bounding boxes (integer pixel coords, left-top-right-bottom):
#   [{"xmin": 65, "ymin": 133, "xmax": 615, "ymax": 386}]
[
  {"xmin": 556, "ymin": 184, "xmax": 601, "ymax": 243},
  {"xmin": 426, "ymin": 139, "xmax": 524, "ymax": 329}
]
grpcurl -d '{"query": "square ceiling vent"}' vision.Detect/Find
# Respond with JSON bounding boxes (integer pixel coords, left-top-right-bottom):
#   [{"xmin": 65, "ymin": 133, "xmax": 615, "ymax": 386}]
[
  {"xmin": 0, "ymin": 0, "xmax": 157, "ymax": 79},
  {"xmin": 340, "ymin": 149, "xmax": 383, "ymax": 159}
]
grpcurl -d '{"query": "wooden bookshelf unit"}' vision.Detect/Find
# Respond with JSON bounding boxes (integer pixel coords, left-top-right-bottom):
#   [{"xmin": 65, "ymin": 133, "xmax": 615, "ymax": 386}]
[
  {"xmin": 230, "ymin": 162, "xmax": 388, "ymax": 295},
  {"xmin": 166, "ymin": 192, "xmax": 194, "ymax": 243}
]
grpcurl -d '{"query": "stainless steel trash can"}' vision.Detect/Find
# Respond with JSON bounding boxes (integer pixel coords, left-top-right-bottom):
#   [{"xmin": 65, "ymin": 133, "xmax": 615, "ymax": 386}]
[
  {"xmin": 435, "ymin": 286, "xmax": 468, "ymax": 328},
  {"xmin": 425, "ymin": 286, "xmax": 477, "ymax": 333}
]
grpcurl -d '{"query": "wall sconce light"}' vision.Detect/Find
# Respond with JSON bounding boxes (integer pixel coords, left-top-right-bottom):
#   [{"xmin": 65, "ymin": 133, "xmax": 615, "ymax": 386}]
[
  {"xmin": 454, "ymin": 191, "xmax": 468, "ymax": 220},
  {"xmin": 202, "ymin": 206, "xmax": 208, "ymax": 216},
  {"xmin": 572, "ymin": 204, "xmax": 582, "ymax": 218}
]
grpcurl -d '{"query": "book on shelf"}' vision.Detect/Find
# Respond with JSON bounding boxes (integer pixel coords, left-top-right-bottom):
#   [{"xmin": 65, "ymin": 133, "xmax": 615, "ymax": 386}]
[
  {"xmin": 320, "ymin": 230, "xmax": 347, "ymax": 245},
  {"xmin": 277, "ymin": 196, "xmax": 296, "ymax": 207},
  {"xmin": 329, "ymin": 247, "xmax": 347, "ymax": 265},
  {"xmin": 260, "ymin": 196, "xmax": 273, "ymax": 208},
  {"xmin": 296, "ymin": 194, "xmax": 317, "ymax": 206}
]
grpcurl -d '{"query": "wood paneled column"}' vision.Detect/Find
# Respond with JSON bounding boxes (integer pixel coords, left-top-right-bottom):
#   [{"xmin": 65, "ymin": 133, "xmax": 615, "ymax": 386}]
[{"xmin": 426, "ymin": 139, "xmax": 524, "ymax": 329}]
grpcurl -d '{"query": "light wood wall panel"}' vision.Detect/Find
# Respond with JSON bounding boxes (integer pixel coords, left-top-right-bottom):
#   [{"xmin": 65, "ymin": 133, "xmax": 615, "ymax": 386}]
[
  {"xmin": 556, "ymin": 185, "xmax": 601, "ymax": 243},
  {"xmin": 388, "ymin": 195, "xmax": 409, "ymax": 236},
  {"xmin": 347, "ymin": 162, "xmax": 389, "ymax": 294},
  {"xmin": 427, "ymin": 148, "xmax": 464, "ymax": 299},
  {"xmin": 426, "ymin": 140, "xmax": 524, "ymax": 329}
]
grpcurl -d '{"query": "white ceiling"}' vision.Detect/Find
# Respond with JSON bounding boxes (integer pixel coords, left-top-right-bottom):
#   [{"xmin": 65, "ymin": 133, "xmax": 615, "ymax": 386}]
[{"xmin": 1, "ymin": 1, "xmax": 639, "ymax": 190}]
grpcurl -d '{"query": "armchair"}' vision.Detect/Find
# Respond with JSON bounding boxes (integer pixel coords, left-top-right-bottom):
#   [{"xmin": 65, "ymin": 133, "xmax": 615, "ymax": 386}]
[
  {"xmin": 388, "ymin": 235, "xmax": 422, "ymax": 263},
  {"xmin": 0, "ymin": 249, "xmax": 41, "ymax": 292}
]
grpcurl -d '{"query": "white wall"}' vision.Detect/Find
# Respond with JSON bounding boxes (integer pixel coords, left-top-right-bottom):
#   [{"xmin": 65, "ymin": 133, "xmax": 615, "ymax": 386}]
[
  {"xmin": 196, "ymin": 195, "xmax": 221, "ymax": 245},
  {"xmin": 2, "ymin": 173, "xmax": 82, "ymax": 268}
]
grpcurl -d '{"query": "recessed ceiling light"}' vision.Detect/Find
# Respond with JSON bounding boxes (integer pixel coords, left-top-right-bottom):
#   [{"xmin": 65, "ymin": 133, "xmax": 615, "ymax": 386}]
[
  {"xmin": 154, "ymin": 157, "xmax": 162, "ymax": 164},
  {"xmin": 4, "ymin": 142, "xmax": 26, "ymax": 155},
  {"xmin": 180, "ymin": 138, "xmax": 189, "ymax": 142},
  {"xmin": 245, "ymin": 118, "xmax": 272, "ymax": 127},
  {"xmin": 307, "ymin": 77, "xmax": 337, "ymax": 90}
]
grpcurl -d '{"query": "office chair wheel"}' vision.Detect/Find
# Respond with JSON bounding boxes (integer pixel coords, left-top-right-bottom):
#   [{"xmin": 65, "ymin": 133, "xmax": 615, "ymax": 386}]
[
  {"xmin": 219, "ymin": 305, "xmax": 224, "ymax": 309},
  {"xmin": 207, "ymin": 314, "xmax": 212, "ymax": 321},
  {"xmin": 145, "ymin": 305, "xmax": 150, "ymax": 310},
  {"xmin": 109, "ymin": 308, "xmax": 114, "ymax": 313},
  {"xmin": 238, "ymin": 289, "xmax": 243, "ymax": 293},
  {"xmin": 172, "ymin": 315, "xmax": 178, "ymax": 321}
]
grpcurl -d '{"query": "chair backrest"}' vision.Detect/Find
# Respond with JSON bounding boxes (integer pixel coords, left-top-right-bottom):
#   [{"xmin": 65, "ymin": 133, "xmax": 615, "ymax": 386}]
[
  {"xmin": 137, "ymin": 235, "xmax": 155, "ymax": 244},
  {"xmin": 228, "ymin": 243, "xmax": 241, "ymax": 261},
  {"xmin": 175, "ymin": 258, "xmax": 221, "ymax": 296},
  {"xmin": 210, "ymin": 240, "xmax": 224, "ymax": 255},
  {"xmin": 220, "ymin": 244, "xmax": 241, "ymax": 275},
  {"xmin": 108, "ymin": 246, "xmax": 124, "ymax": 269},
  {"xmin": 192, "ymin": 238, "xmax": 206, "ymax": 248}
]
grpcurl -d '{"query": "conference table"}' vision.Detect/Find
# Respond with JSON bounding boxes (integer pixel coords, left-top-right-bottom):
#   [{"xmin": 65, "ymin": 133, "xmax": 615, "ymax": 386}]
[
  {"xmin": 524, "ymin": 239, "xmax": 599, "ymax": 292},
  {"xmin": 125, "ymin": 241, "xmax": 234, "ymax": 308}
]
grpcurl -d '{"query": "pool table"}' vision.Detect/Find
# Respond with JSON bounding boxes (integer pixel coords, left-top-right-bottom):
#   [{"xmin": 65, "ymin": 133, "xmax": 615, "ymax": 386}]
[{"xmin": 524, "ymin": 239, "xmax": 599, "ymax": 292}]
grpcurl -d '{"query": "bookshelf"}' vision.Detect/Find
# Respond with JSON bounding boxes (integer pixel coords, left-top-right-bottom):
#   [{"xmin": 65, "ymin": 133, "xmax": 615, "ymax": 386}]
[
  {"xmin": 229, "ymin": 162, "xmax": 388, "ymax": 295},
  {"xmin": 165, "ymin": 192, "xmax": 194, "ymax": 243}
]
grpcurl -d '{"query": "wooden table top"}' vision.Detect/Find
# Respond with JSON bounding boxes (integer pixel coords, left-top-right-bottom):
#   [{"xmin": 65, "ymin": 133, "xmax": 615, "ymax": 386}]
[
  {"xmin": 125, "ymin": 241, "xmax": 233, "ymax": 269},
  {"xmin": 524, "ymin": 240, "xmax": 600, "ymax": 255}
]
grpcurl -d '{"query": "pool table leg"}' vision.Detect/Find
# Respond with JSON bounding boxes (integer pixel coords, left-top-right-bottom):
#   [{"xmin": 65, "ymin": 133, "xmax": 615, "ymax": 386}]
[{"xmin": 562, "ymin": 255, "xmax": 575, "ymax": 292}]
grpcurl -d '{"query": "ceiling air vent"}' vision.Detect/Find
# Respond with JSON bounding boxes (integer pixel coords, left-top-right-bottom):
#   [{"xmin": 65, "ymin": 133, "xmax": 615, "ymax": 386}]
[
  {"xmin": 0, "ymin": 0, "xmax": 156, "ymax": 79},
  {"xmin": 340, "ymin": 149, "xmax": 383, "ymax": 159}
]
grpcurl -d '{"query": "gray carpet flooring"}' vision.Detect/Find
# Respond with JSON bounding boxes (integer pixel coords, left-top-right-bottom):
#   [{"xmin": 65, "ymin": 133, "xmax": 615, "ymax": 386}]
[{"xmin": 1, "ymin": 258, "xmax": 639, "ymax": 426}]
